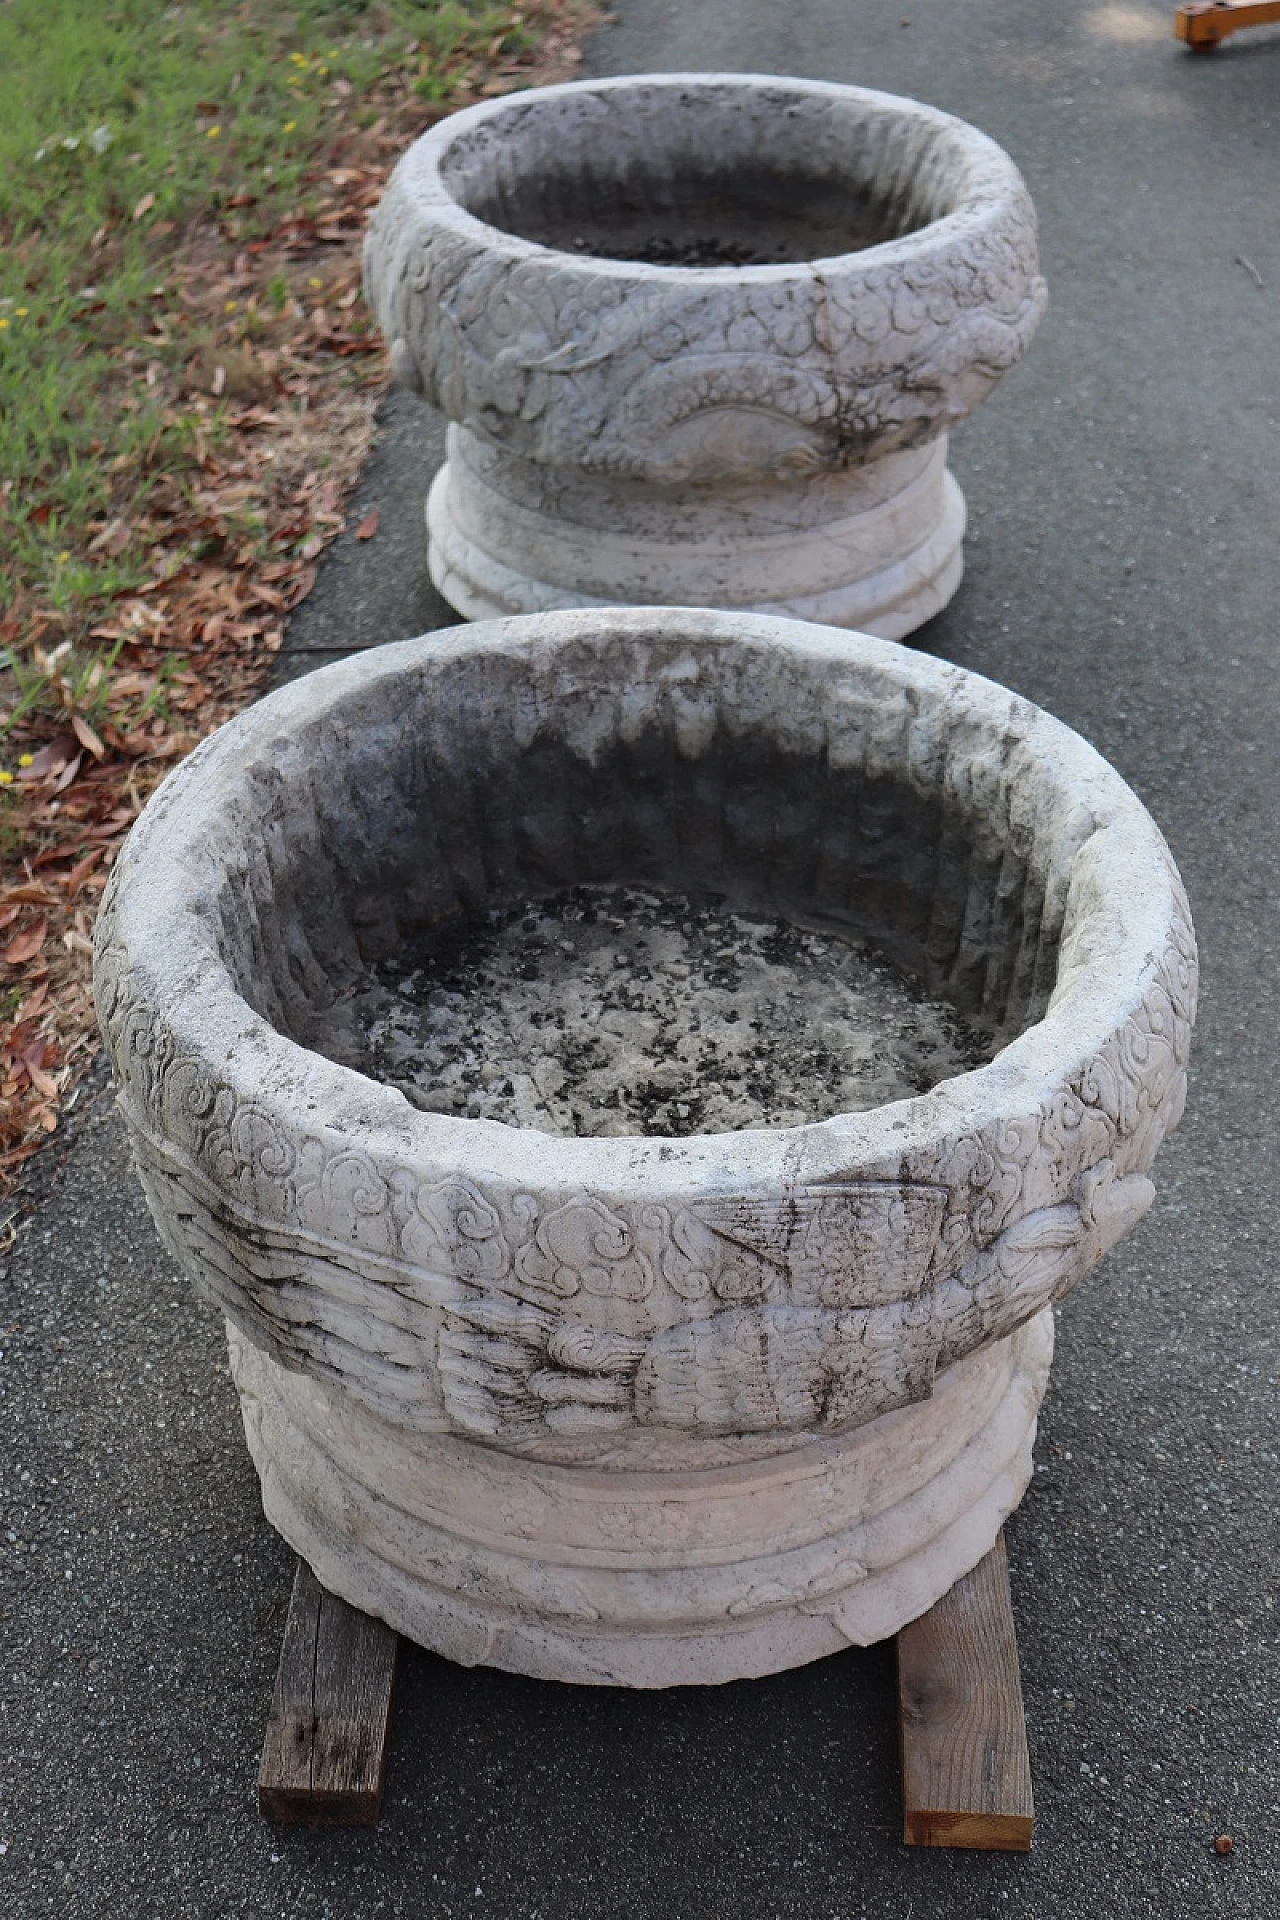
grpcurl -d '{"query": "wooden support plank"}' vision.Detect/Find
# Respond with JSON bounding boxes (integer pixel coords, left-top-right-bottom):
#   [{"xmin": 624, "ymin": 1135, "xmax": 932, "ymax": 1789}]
[
  {"xmin": 1176, "ymin": 0, "xmax": 1280, "ymax": 47},
  {"xmin": 897, "ymin": 1532, "xmax": 1034, "ymax": 1852},
  {"xmin": 259, "ymin": 1560, "xmax": 400, "ymax": 1826}
]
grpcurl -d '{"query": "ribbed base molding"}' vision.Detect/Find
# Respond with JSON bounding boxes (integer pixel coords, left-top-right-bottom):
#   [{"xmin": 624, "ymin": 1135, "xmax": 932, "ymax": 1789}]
[
  {"xmin": 426, "ymin": 428, "xmax": 966, "ymax": 641},
  {"xmin": 230, "ymin": 1309, "xmax": 1052, "ymax": 1688}
]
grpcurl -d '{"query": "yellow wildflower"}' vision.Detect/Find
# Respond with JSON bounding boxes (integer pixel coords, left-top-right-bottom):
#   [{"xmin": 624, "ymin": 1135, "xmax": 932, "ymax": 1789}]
[
  {"xmin": 283, "ymin": 120, "xmax": 296, "ymax": 133},
  {"xmin": 207, "ymin": 124, "xmax": 221, "ymax": 139},
  {"xmin": 0, "ymin": 771, "xmax": 13, "ymax": 787},
  {"xmin": 15, "ymin": 306, "xmax": 28, "ymax": 317},
  {"xmin": 18, "ymin": 753, "xmax": 34, "ymax": 768}
]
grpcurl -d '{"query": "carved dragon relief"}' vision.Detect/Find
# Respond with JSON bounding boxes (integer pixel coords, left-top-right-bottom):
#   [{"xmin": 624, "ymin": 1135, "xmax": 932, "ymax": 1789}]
[
  {"xmin": 388, "ymin": 235, "xmax": 1047, "ymax": 483},
  {"xmin": 432, "ymin": 1161, "xmax": 1151, "ymax": 1444},
  {"xmin": 98, "ymin": 903, "xmax": 1193, "ymax": 1451},
  {"xmin": 114, "ymin": 1075, "xmax": 1150, "ymax": 1450},
  {"xmin": 433, "ymin": 1181, "xmax": 949, "ymax": 1441},
  {"xmin": 118, "ymin": 1075, "xmax": 966, "ymax": 1444}
]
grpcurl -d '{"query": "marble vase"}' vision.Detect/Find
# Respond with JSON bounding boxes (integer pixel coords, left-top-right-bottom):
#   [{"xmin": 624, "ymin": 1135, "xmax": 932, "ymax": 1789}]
[
  {"xmin": 363, "ymin": 75, "xmax": 1047, "ymax": 638},
  {"xmin": 95, "ymin": 608, "xmax": 1196, "ymax": 1685}
]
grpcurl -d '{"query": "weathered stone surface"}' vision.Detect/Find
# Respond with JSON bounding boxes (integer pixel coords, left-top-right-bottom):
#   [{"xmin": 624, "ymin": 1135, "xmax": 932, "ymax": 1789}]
[
  {"xmin": 230, "ymin": 1311, "xmax": 1054, "ymax": 1687},
  {"xmin": 347, "ymin": 882, "xmax": 997, "ymax": 1135},
  {"xmin": 94, "ymin": 608, "xmax": 1196, "ymax": 1682},
  {"xmin": 364, "ymin": 75, "xmax": 1047, "ymax": 635}
]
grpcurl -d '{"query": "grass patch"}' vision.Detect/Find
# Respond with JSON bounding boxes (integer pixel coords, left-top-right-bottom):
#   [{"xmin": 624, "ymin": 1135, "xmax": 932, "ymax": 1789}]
[
  {"xmin": 0, "ymin": 0, "xmax": 575, "ymax": 652},
  {"xmin": 0, "ymin": 0, "xmax": 595, "ymax": 1207}
]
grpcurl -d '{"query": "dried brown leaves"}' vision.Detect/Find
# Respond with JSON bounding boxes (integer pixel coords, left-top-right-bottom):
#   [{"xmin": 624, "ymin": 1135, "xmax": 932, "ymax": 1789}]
[{"xmin": 0, "ymin": 3, "xmax": 596, "ymax": 1228}]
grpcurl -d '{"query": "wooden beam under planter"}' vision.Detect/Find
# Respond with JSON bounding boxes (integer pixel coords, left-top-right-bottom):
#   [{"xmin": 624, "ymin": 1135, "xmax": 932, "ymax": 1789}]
[
  {"xmin": 897, "ymin": 1531, "xmax": 1035, "ymax": 1851},
  {"xmin": 259, "ymin": 1560, "xmax": 400, "ymax": 1826},
  {"xmin": 259, "ymin": 1537, "xmax": 1036, "ymax": 1845}
]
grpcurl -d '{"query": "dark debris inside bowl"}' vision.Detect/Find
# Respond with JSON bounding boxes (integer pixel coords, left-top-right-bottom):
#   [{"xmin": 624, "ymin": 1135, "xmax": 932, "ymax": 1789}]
[
  {"xmin": 343, "ymin": 886, "xmax": 996, "ymax": 1138},
  {"xmin": 539, "ymin": 196, "xmax": 896, "ymax": 269}
]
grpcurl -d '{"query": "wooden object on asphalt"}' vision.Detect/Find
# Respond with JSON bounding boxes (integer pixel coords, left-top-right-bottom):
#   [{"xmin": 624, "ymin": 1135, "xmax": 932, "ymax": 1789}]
[
  {"xmin": 897, "ymin": 1530, "xmax": 1035, "ymax": 1851},
  {"xmin": 1175, "ymin": 0, "xmax": 1280, "ymax": 47},
  {"xmin": 259, "ymin": 1559, "xmax": 400, "ymax": 1825}
]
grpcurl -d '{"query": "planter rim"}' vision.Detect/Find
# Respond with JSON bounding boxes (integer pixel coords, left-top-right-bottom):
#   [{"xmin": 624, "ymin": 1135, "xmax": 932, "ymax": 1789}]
[
  {"xmin": 364, "ymin": 73, "xmax": 1047, "ymax": 491},
  {"xmin": 387, "ymin": 70, "xmax": 1035, "ymax": 286},
  {"xmin": 95, "ymin": 607, "xmax": 1194, "ymax": 1205}
]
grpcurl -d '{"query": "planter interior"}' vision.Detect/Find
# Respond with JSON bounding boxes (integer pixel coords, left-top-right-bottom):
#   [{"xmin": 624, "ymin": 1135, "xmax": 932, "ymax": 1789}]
[
  {"xmin": 437, "ymin": 85, "xmax": 941, "ymax": 267},
  {"xmin": 96, "ymin": 609, "xmax": 1195, "ymax": 1685},
  {"xmin": 365, "ymin": 76, "xmax": 1047, "ymax": 639}
]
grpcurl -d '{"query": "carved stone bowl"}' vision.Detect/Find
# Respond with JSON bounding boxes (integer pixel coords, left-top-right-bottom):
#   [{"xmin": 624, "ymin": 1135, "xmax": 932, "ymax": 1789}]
[
  {"xmin": 94, "ymin": 608, "xmax": 1195, "ymax": 1686},
  {"xmin": 363, "ymin": 74, "xmax": 1047, "ymax": 640}
]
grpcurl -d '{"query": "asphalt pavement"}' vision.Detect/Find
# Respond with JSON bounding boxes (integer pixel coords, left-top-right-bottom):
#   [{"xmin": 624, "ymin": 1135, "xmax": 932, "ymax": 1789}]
[{"xmin": 2, "ymin": 2, "xmax": 1278, "ymax": 1915}]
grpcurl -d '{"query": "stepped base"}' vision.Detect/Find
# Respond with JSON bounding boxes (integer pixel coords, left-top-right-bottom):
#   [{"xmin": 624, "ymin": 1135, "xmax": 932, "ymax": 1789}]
[
  {"xmin": 230, "ymin": 1310, "xmax": 1052, "ymax": 1689},
  {"xmin": 426, "ymin": 428, "xmax": 966, "ymax": 641}
]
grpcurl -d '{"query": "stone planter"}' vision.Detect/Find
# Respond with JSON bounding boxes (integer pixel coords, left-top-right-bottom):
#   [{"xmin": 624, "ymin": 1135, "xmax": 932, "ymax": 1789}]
[
  {"xmin": 95, "ymin": 608, "xmax": 1195, "ymax": 1687},
  {"xmin": 363, "ymin": 75, "xmax": 1047, "ymax": 639}
]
